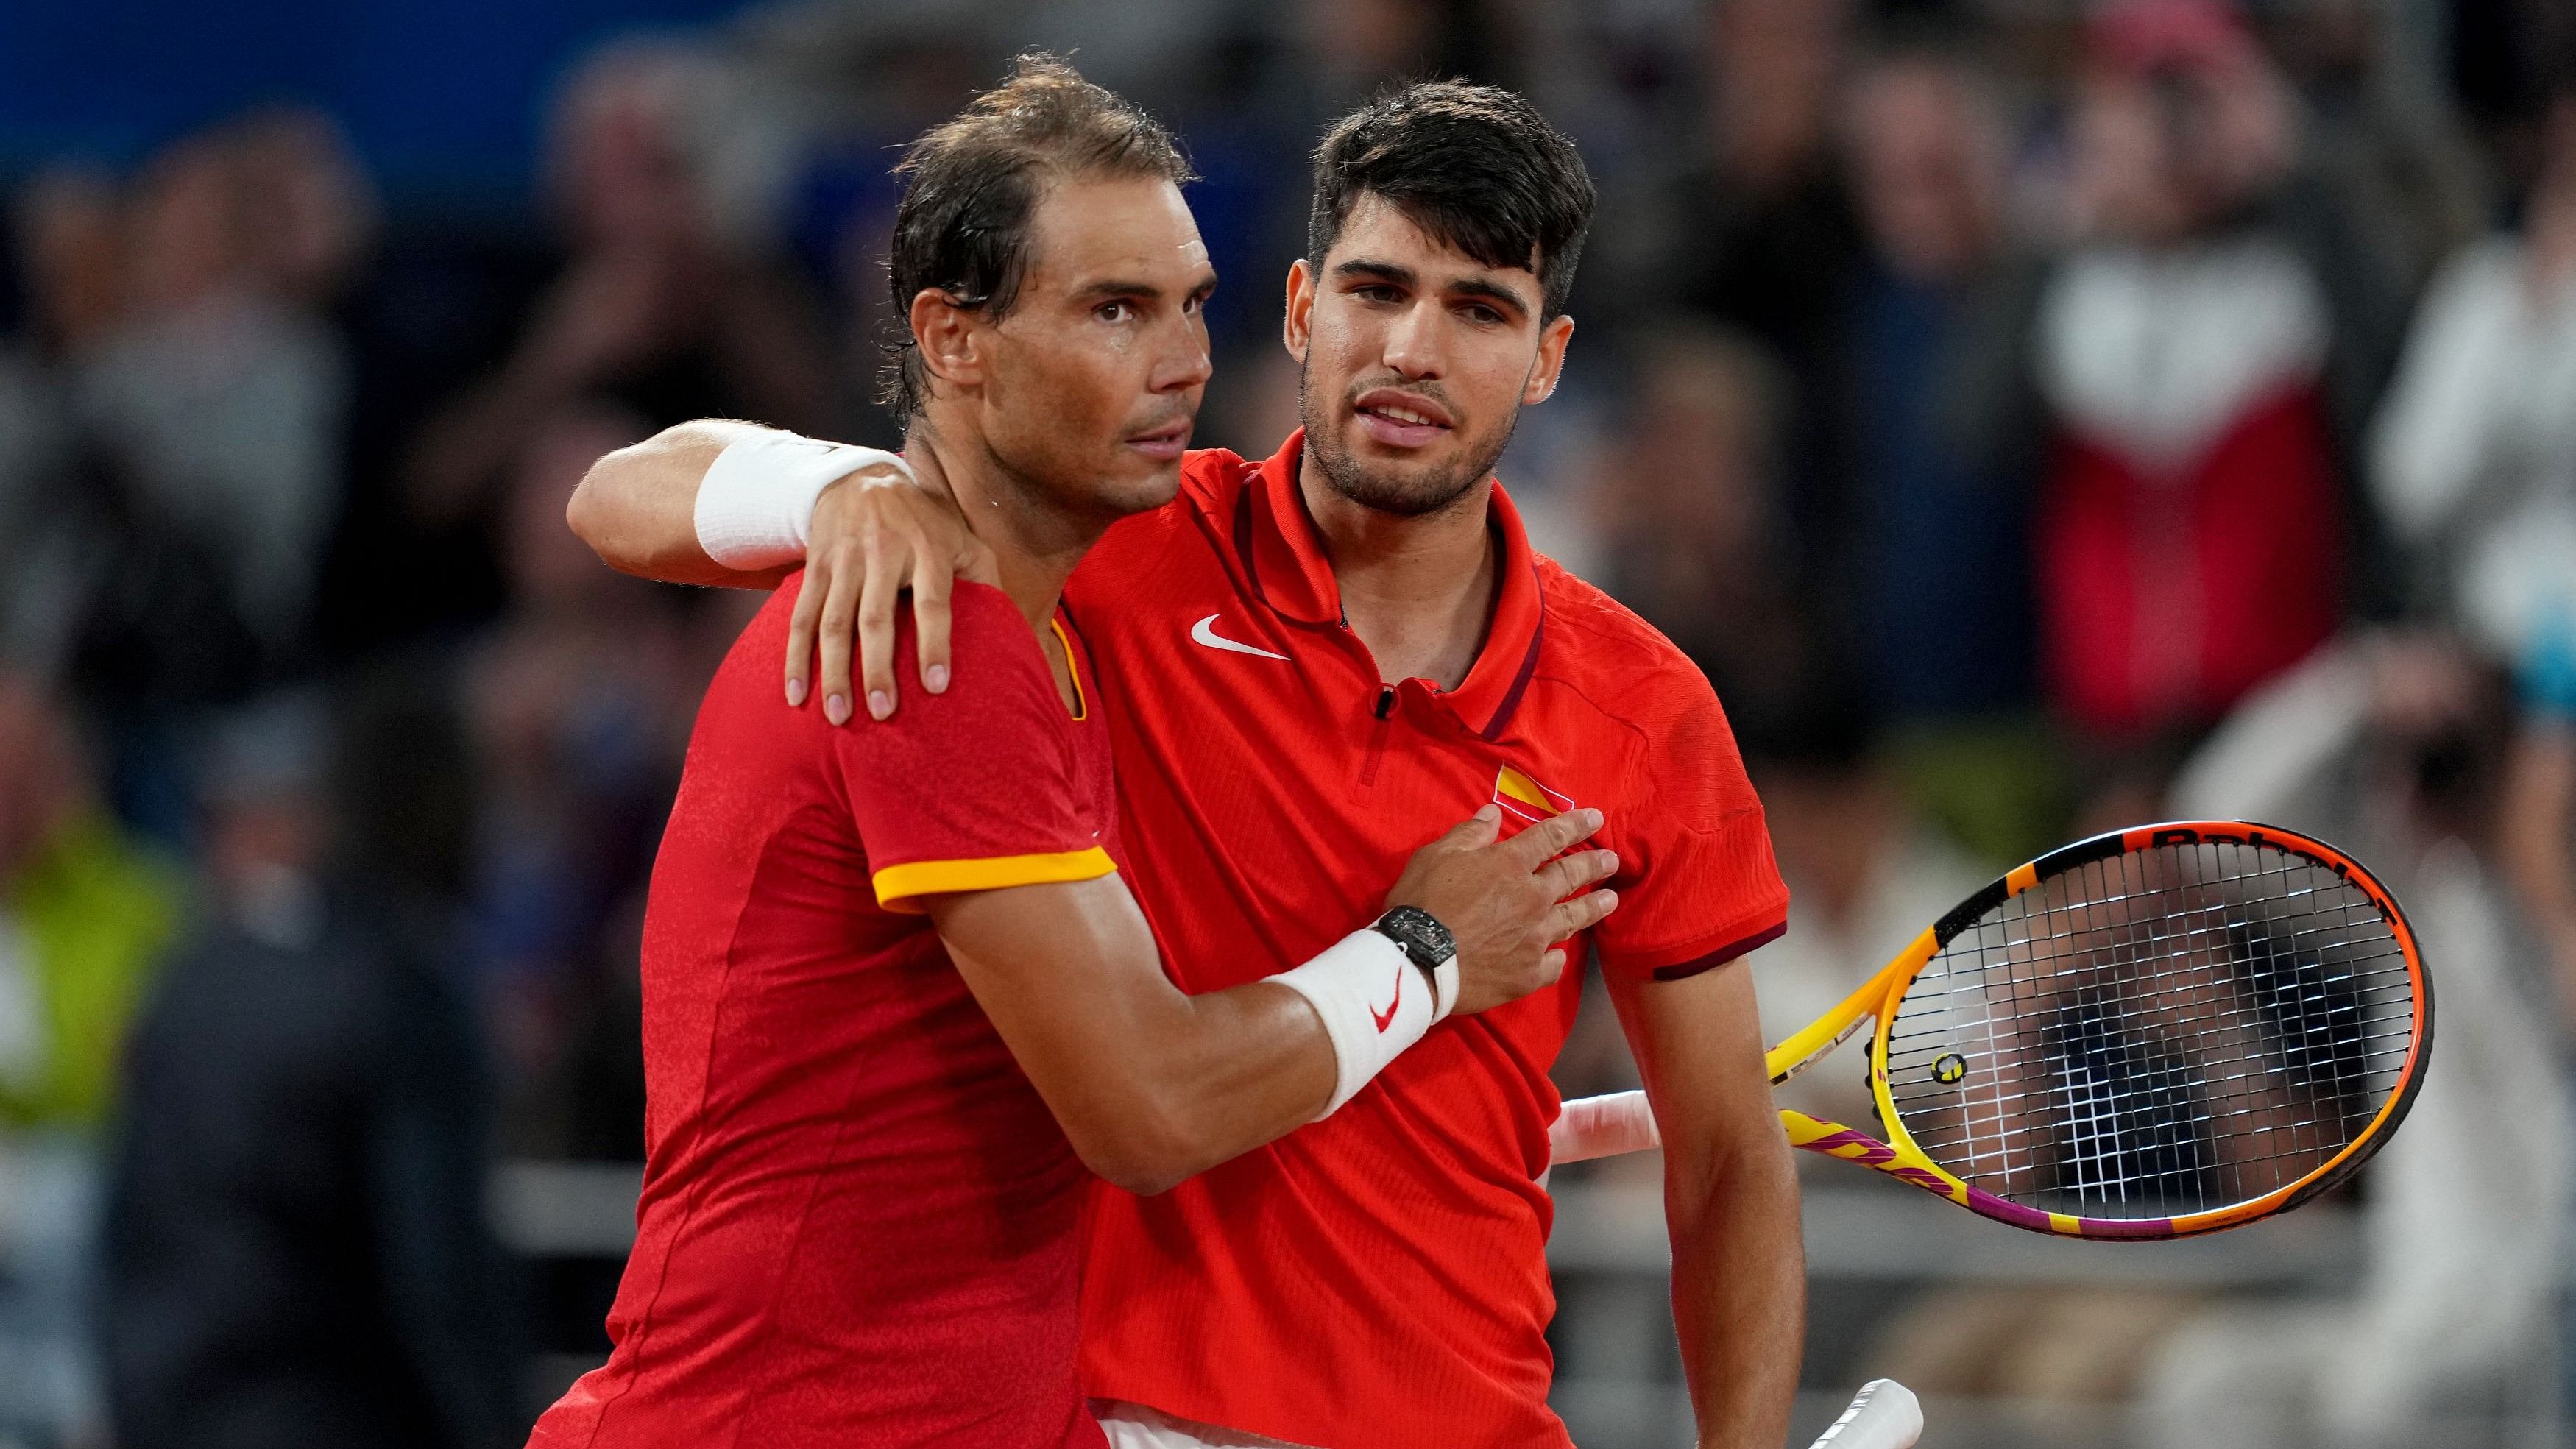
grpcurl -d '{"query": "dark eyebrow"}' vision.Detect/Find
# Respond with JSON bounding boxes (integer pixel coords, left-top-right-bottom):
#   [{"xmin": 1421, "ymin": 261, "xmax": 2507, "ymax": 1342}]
[
  {"xmin": 1331, "ymin": 258, "xmax": 1529, "ymax": 319},
  {"xmin": 1449, "ymin": 275, "xmax": 1532, "ymax": 319},
  {"xmin": 1072, "ymin": 277, "xmax": 1167, "ymax": 302},
  {"xmin": 1072, "ymin": 268, "xmax": 1220, "ymax": 304},
  {"xmin": 1331, "ymin": 258, "xmax": 1417, "ymax": 288}
]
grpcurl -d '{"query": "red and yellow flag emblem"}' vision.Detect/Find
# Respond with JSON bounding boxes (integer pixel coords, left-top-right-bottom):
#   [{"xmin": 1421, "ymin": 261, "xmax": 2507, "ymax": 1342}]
[{"xmin": 1492, "ymin": 765, "xmax": 1576, "ymax": 831}]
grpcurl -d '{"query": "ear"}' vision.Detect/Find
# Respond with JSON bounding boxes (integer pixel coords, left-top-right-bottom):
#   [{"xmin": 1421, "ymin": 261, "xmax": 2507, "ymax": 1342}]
[
  {"xmin": 910, "ymin": 288, "xmax": 986, "ymax": 398},
  {"xmin": 1521, "ymin": 313, "xmax": 1575, "ymax": 407},
  {"xmin": 1281, "ymin": 258, "xmax": 1317, "ymax": 366}
]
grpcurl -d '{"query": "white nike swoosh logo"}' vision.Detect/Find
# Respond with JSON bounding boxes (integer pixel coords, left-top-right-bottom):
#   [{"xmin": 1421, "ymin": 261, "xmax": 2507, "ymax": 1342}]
[{"xmin": 1190, "ymin": 614, "xmax": 1289, "ymax": 660}]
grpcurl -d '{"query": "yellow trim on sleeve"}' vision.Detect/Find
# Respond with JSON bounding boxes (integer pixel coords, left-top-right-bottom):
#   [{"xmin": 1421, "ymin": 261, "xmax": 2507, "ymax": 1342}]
[
  {"xmin": 1048, "ymin": 617, "xmax": 1089, "ymax": 720},
  {"xmin": 871, "ymin": 846, "xmax": 1116, "ymax": 913}
]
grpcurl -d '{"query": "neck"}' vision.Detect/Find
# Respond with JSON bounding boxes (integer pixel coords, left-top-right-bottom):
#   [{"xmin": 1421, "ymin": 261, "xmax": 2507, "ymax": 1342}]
[
  {"xmin": 905, "ymin": 417, "xmax": 1107, "ymax": 631},
  {"xmin": 1298, "ymin": 447, "xmax": 1499, "ymax": 690}
]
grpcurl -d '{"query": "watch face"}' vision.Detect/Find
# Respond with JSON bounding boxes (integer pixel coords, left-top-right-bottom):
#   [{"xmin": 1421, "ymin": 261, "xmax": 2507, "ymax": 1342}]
[{"xmin": 1381, "ymin": 906, "xmax": 1454, "ymax": 965}]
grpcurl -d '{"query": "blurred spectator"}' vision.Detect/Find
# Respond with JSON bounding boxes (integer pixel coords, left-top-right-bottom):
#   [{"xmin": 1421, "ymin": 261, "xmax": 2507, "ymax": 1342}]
[
  {"xmin": 2370, "ymin": 79, "xmax": 2576, "ymax": 997},
  {"xmin": 465, "ymin": 403, "xmax": 697, "ymax": 1155},
  {"xmin": 1837, "ymin": 44, "xmax": 2039, "ymax": 726},
  {"xmin": 1622, "ymin": 0, "xmax": 1864, "ymax": 571},
  {"xmin": 2370, "ymin": 81, "xmax": 2576, "ymax": 698},
  {"xmin": 68, "ymin": 127, "xmax": 351, "ymax": 698},
  {"xmin": 2025, "ymin": 0, "xmax": 2405, "ymax": 767},
  {"xmin": 0, "ymin": 671, "xmax": 182, "ymax": 1132},
  {"xmin": 0, "ymin": 670, "xmax": 176, "ymax": 1446},
  {"xmin": 11, "ymin": 170, "xmax": 122, "ymax": 358},
  {"xmin": 0, "ymin": 171, "xmax": 113, "ymax": 678},
  {"xmin": 2503, "ymin": 670, "xmax": 2576, "ymax": 1013},
  {"xmin": 227, "ymin": 107, "xmax": 381, "ymax": 311},
  {"xmin": 402, "ymin": 40, "xmax": 839, "ymax": 525},
  {"xmin": 2261, "ymin": 0, "xmax": 2491, "ymax": 295},
  {"xmin": 1588, "ymin": 325, "xmax": 1827, "ymax": 754},
  {"xmin": 103, "ymin": 681, "xmax": 524, "ymax": 1449}
]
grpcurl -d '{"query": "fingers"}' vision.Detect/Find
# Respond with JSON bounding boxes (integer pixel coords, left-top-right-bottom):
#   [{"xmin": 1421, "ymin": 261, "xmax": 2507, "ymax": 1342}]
[
  {"xmin": 1537, "ymin": 847, "xmax": 1620, "ymax": 902},
  {"xmin": 1546, "ymin": 888, "xmax": 1620, "ymax": 944},
  {"xmin": 1504, "ymin": 807, "xmax": 1604, "ymax": 868},
  {"xmin": 854, "ymin": 534, "xmax": 900, "ymax": 719},
  {"xmin": 816, "ymin": 558, "xmax": 862, "ymax": 726},
  {"xmin": 783, "ymin": 559, "xmax": 825, "ymax": 709},
  {"xmin": 912, "ymin": 550, "xmax": 954, "ymax": 695},
  {"xmin": 1535, "ymin": 947, "xmax": 1568, "ymax": 986},
  {"xmin": 1436, "ymin": 804, "xmax": 1504, "ymax": 851}
]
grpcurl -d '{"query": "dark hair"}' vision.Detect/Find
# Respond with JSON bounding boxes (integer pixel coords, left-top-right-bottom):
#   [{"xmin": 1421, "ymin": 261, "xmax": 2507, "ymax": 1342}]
[
  {"xmin": 1306, "ymin": 81, "xmax": 1596, "ymax": 319},
  {"xmin": 880, "ymin": 54, "xmax": 1194, "ymax": 417}
]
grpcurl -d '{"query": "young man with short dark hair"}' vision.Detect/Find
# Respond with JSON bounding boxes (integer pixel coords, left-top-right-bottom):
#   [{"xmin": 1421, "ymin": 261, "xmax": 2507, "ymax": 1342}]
[
  {"xmin": 576, "ymin": 79, "xmax": 1800, "ymax": 1449},
  {"xmin": 533, "ymin": 62, "xmax": 1618, "ymax": 1449}
]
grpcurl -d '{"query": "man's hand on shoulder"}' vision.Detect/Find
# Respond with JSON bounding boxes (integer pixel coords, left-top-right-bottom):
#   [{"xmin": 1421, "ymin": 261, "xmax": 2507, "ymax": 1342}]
[{"xmin": 785, "ymin": 445, "xmax": 994, "ymax": 725}]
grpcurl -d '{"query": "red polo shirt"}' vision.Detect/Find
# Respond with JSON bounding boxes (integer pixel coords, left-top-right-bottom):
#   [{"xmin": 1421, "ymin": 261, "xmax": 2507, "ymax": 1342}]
[
  {"xmin": 1066, "ymin": 434, "xmax": 1788, "ymax": 1448},
  {"xmin": 532, "ymin": 578, "xmax": 1117, "ymax": 1449}
]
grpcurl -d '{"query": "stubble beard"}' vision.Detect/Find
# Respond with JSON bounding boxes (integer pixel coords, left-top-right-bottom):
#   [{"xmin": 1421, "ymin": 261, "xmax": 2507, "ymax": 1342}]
[{"xmin": 1299, "ymin": 360, "xmax": 1518, "ymax": 520}]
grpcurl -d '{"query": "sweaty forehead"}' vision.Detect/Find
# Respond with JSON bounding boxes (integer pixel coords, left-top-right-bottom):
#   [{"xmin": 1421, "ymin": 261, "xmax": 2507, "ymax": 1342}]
[{"xmin": 1025, "ymin": 174, "xmax": 1210, "ymax": 287}]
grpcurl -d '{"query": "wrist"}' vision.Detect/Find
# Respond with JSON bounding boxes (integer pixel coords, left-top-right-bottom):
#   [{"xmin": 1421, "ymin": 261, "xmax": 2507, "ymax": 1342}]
[
  {"xmin": 1268, "ymin": 929, "xmax": 1437, "ymax": 1118},
  {"xmin": 1370, "ymin": 905, "xmax": 1459, "ymax": 1021},
  {"xmin": 694, "ymin": 430, "xmax": 911, "ymax": 570}
]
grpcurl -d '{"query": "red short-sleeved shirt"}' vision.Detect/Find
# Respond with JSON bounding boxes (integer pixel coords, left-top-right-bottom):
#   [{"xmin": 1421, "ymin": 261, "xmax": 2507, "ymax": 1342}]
[
  {"xmin": 528, "ymin": 577, "xmax": 1117, "ymax": 1449},
  {"xmin": 1069, "ymin": 435, "xmax": 1788, "ymax": 1448}
]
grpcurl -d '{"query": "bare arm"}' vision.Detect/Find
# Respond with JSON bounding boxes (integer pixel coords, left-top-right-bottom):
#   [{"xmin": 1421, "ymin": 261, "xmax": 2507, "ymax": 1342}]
[
  {"xmin": 933, "ymin": 807, "xmax": 1619, "ymax": 1195},
  {"xmin": 565, "ymin": 419, "xmax": 988, "ymax": 720},
  {"xmin": 568, "ymin": 420, "xmax": 854, "ymax": 588},
  {"xmin": 1606, "ymin": 963, "xmax": 1803, "ymax": 1449}
]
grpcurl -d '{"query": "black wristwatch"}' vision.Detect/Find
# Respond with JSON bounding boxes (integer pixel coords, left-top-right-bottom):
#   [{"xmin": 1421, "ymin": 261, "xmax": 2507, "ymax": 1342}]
[{"xmin": 1371, "ymin": 905, "xmax": 1457, "ymax": 993}]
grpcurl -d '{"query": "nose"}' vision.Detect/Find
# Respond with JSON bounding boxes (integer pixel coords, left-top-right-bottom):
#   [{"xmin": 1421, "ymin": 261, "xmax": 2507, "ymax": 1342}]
[
  {"xmin": 1150, "ymin": 314, "xmax": 1213, "ymax": 394},
  {"xmin": 1381, "ymin": 297, "xmax": 1446, "ymax": 380}
]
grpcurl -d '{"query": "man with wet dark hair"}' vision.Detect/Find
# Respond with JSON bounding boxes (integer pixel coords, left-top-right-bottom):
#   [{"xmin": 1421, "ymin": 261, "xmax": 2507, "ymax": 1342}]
[{"xmin": 574, "ymin": 77, "xmax": 1800, "ymax": 1449}]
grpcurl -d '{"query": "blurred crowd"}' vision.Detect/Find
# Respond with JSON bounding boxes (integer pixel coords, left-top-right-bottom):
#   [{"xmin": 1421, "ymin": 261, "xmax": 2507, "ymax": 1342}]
[{"xmin": 1, "ymin": 0, "xmax": 2574, "ymax": 1445}]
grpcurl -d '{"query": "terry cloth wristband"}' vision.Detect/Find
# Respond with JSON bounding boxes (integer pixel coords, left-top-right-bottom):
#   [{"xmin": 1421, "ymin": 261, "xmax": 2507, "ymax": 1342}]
[
  {"xmin": 1268, "ymin": 929, "xmax": 1442, "ymax": 1119},
  {"xmin": 694, "ymin": 428, "xmax": 912, "ymax": 570}
]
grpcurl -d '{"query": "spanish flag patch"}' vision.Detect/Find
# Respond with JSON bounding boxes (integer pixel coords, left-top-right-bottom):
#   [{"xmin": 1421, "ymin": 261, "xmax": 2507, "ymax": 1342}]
[{"xmin": 1492, "ymin": 765, "xmax": 1576, "ymax": 829}]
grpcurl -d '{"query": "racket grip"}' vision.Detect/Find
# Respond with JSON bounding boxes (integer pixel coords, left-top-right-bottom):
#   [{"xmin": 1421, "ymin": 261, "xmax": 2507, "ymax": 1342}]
[
  {"xmin": 1549, "ymin": 1090, "xmax": 1660, "ymax": 1163},
  {"xmin": 1806, "ymin": 1380, "xmax": 1922, "ymax": 1449}
]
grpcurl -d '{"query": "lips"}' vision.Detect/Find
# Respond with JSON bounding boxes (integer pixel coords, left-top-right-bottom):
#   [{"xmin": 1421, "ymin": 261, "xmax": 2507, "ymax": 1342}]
[
  {"xmin": 1124, "ymin": 419, "xmax": 1192, "ymax": 461},
  {"xmin": 1351, "ymin": 388, "xmax": 1454, "ymax": 450}
]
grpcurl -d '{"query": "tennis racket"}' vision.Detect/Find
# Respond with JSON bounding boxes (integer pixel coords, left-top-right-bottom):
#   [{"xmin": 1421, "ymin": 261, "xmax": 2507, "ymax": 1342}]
[
  {"xmin": 1551, "ymin": 821, "xmax": 2432, "ymax": 1241},
  {"xmin": 1805, "ymin": 1380, "xmax": 1922, "ymax": 1449}
]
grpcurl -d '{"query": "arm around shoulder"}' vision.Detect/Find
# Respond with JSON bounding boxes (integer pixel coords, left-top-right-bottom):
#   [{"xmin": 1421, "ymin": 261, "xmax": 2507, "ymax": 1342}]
[{"xmin": 567, "ymin": 421, "xmax": 771, "ymax": 587}]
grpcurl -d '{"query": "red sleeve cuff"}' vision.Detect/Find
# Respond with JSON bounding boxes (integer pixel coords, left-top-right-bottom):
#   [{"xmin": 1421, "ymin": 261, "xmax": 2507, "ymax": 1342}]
[{"xmin": 1604, "ymin": 916, "xmax": 1788, "ymax": 983}]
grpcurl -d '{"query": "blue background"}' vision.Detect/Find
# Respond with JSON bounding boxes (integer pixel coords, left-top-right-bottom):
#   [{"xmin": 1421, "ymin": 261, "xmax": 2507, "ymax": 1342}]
[{"xmin": 0, "ymin": 0, "xmax": 748, "ymax": 199}]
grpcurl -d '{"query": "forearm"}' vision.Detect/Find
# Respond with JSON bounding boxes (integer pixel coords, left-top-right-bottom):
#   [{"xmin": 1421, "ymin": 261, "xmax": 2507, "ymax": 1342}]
[
  {"xmin": 938, "ymin": 880, "xmax": 1400, "ymax": 1196},
  {"xmin": 1606, "ymin": 966, "xmax": 1804, "ymax": 1448},
  {"xmin": 1669, "ymin": 1131, "xmax": 1805, "ymax": 1449},
  {"xmin": 1106, "ymin": 979, "xmax": 1339, "ymax": 1192},
  {"xmin": 567, "ymin": 420, "xmax": 785, "ymax": 588}
]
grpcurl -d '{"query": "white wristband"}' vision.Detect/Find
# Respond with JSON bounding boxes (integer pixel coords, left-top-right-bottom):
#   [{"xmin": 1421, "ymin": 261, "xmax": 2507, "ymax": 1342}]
[
  {"xmin": 693, "ymin": 429, "xmax": 912, "ymax": 570},
  {"xmin": 1268, "ymin": 930, "xmax": 1441, "ymax": 1119}
]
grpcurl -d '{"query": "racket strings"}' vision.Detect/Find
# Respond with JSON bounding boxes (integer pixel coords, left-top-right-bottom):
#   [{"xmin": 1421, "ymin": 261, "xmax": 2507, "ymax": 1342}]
[{"xmin": 1882, "ymin": 840, "xmax": 2416, "ymax": 1220}]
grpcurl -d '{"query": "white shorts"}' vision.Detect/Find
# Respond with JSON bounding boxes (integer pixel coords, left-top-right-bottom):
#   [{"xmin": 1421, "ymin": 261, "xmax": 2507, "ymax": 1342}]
[{"xmin": 1093, "ymin": 1400, "xmax": 1317, "ymax": 1449}]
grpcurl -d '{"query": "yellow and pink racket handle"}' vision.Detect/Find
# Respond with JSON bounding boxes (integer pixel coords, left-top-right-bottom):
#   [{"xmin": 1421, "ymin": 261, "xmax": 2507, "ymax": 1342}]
[{"xmin": 1549, "ymin": 1090, "xmax": 2094, "ymax": 1233}]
